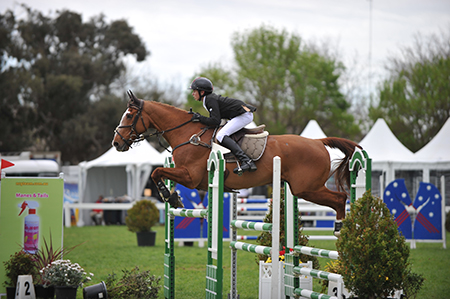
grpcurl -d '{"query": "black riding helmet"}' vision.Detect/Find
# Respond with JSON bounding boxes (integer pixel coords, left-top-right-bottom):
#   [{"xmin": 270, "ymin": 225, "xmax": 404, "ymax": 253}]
[{"xmin": 189, "ymin": 77, "xmax": 213, "ymax": 95}]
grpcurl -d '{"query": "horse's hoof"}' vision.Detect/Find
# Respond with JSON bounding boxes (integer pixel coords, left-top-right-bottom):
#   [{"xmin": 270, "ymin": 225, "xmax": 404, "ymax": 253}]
[
  {"xmin": 168, "ymin": 192, "xmax": 184, "ymax": 209},
  {"xmin": 334, "ymin": 220, "xmax": 343, "ymax": 237},
  {"xmin": 176, "ymin": 197, "xmax": 184, "ymax": 208},
  {"xmin": 157, "ymin": 181, "xmax": 170, "ymax": 198}
]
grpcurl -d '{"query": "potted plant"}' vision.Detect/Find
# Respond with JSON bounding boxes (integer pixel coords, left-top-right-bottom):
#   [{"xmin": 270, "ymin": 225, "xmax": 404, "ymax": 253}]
[
  {"xmin": 104, "ymin": 266, "xmax": 161, "ymax": 298},
  {"xmin": 40, "ymin": 260, "xmax": 93, "ymax": 299},
  {"xmin": 33, "ymin": 233, "xmax": 82, "ymax": 299},
  {"xmin": 125, "ymin": 199, "xmax": 159, "ymax": 246},
  {"xmin": 3, "ymin": 250, "xmax": 38, "ymax": 299}
]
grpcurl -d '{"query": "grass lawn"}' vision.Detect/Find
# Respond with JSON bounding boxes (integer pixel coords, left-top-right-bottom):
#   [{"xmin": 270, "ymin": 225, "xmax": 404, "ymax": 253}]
[{"xmin": 64, "ymin": 224, "xmax": 450, "ymax": 298}]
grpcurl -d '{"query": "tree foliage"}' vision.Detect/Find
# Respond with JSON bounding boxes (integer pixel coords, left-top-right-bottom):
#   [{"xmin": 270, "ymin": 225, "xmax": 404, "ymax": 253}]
[
  {"xmin": 0, "ymin": 5, "xmax": 148, "ymax": 163},
  {"xmin": 229, "ymin": 25, "xmax": 360, "ymax": 137},
  {"xmin": 369, "ymin": 26, "xmax": 450, "ymax": 152}
]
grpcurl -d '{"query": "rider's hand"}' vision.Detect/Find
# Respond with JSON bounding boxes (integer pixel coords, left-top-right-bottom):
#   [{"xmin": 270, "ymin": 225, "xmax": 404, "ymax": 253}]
[{"xmin": 191, "ymin": 112, "xmax": 202, "ymax": 122}]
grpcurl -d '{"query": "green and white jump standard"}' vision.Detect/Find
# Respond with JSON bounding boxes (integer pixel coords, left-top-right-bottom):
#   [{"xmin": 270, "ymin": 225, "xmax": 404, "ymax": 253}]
[{"xmin": 163, "ymin": 149, "xmax": 226, "ymax": 299}]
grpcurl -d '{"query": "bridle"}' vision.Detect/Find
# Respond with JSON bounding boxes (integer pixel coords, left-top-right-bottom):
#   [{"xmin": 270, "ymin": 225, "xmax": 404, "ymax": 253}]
[
  {"xmin": 114, "ymin": 97, "xmax": 148, "ymax": 149},
  {"xmin": 114, "ymin": 90, "xmax": 211, "ymax": 153}
]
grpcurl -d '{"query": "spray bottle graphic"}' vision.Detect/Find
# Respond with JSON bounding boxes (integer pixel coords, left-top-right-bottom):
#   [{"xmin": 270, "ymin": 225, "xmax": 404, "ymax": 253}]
[{"xmin": 18, "ymin": 201, "xmax": 40, "ymax": 254}]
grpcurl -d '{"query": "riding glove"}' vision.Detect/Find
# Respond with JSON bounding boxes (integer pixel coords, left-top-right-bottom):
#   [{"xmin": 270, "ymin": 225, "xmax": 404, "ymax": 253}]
[{"xmin": 191, "ymin": 112, "xmax": 202, "ymax": 122}]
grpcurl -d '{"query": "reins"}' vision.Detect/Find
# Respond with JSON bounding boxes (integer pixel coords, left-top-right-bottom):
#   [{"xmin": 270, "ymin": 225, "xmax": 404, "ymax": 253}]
[
  {"xmin": 139, "ymin": 120, "xmax": 207, "ymax": 153},
  {"xmin": 116, "ymin": 98, "xmax": 212, "ymax": 154}
]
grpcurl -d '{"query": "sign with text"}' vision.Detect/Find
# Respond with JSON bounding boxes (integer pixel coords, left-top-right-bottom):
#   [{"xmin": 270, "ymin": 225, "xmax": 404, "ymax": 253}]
[{"xmin": 0, "ymin": 176, "xmax": 64, "ymax": 293}]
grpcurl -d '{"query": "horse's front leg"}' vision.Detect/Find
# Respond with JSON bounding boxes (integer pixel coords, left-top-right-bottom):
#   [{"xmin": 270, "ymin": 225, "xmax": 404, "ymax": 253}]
[{"xmin": 151, "ymin": 166, "xmax": 200, "ymax": 209}]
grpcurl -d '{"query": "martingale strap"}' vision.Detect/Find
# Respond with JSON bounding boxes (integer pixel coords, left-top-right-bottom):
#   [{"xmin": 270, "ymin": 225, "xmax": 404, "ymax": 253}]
[{"xmin": 171, "ymin": 127, "xmax": 212, "ymax": 153}]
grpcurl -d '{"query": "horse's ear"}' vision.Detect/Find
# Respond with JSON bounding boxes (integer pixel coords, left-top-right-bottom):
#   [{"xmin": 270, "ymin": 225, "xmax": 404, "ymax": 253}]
[{"xmin": 127, "ymin": 90, "xmax": 139, "ymax": 102}]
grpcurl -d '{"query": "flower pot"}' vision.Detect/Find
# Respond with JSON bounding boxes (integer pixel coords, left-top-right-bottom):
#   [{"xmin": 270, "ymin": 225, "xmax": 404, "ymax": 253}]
[
  {"xmin": 54, "ymin": 285, "xmax": 78, "ymax": 299},
  {"xmin": 35, "ymin": 284, "xmax": 55, "ymax": 299},
  {"xmin": 6, "ymin": 286, "xmax": 15, "ymax": 299},
  {"xmin": 136, "ymin": 231, "xmax": 156, "ymax": 246},
  {"xmin": 83, "ymin": 281, "xmax": 108, "ymax": 299}
]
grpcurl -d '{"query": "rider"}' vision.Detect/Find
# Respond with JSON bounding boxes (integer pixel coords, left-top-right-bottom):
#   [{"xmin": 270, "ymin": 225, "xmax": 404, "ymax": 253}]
[{"xmin": 189, "ymin": 77, "xmax": 258, "ymax": 174}]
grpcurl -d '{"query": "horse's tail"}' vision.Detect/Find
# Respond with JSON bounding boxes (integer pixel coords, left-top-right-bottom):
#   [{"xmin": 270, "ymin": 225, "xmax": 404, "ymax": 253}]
[{"xmin": 319, "ymin": 137, "xmax": 362, "ymax": 193}]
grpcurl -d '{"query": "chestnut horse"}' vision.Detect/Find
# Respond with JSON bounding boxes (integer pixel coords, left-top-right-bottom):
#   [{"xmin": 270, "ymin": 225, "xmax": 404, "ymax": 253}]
[{"xmin": 112, "ymin": 91, "xmax": 361, "ymax": 235}]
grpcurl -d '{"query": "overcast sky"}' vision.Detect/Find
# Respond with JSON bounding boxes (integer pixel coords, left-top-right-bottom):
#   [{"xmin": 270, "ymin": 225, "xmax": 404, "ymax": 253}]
[{"xmin": 1, "ymin": 0, "xmax": 449, "ymax": 92}]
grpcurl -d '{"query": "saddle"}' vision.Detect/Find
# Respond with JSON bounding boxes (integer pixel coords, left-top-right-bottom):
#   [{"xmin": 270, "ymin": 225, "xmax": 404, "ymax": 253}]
[{"xmin": 215, "ymin": 124, "xmax": 269, "ymax": 161}]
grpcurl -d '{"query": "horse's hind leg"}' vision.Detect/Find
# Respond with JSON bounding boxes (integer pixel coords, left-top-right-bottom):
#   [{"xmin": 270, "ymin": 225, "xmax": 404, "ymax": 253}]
[{"xmin": 296, "ymin": 187, "xmax": 347, "ymax": 236}]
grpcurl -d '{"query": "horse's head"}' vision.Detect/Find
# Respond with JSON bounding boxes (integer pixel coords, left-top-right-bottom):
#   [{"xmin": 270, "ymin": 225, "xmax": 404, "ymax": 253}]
[{"xmin": 112, "ymin": 90, "xmax": 148, "ymax": 151}]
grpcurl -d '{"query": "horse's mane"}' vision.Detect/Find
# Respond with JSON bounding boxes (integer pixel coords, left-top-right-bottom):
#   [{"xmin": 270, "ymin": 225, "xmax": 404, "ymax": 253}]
[{"xmin": 146, "ymin": 100, "xmax": 189, "ymax": 115}]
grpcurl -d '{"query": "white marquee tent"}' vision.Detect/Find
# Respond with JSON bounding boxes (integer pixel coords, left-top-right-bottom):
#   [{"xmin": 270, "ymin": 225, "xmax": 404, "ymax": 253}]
[
  {"xmin": 78, "ymin": 140, "xmax": 166, "ymax": 207},
  {"xmin": 359, "ymin": 118, "xmax": 450, "ymax": 203},
  {"xmin": 414, "ymin": 117, "xmax": 450, "ymax": 164},
  {"xmin": 359, "ymin": 118, "xmax": 416, "ymax": 185},
  {"xmin": 411, "ymin": 118, "xmax": 450, "ymax": 204},
  {"xmin": 300, "ymin": 120, "xmax": 327, "ymax": 139}
]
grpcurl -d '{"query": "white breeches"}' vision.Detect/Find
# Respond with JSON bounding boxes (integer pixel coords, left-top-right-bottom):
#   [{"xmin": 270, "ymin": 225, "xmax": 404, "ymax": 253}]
[{"xmin": 216, "ymin": 112, "xmax": 253, "ymax": 143}]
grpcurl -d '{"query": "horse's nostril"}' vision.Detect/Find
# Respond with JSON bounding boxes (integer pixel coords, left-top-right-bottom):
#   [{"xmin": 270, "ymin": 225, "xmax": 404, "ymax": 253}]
[{"xmin": 113, "ymin": 141, "xmax": 118, "ymax": 147}]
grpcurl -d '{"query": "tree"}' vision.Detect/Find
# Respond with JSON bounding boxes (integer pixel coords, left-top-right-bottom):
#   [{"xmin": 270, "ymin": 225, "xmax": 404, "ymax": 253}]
[
  {"xmin": 196, "ymin": 25, "xmax": 360, "ymax": 138},
  {"xmin": 0, "ymin": 5, "xmax": 148, "ymax": 163},
  {"xmin": 369, "ymin": 26, "xmax": 450, "ymax": 152}
]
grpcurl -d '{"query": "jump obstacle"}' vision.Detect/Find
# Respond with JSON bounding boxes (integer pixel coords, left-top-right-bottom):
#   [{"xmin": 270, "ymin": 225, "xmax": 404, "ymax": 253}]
[
  {"xmin": 163, "ymin": 150, "xmax": 226, "ymax": 299},
  {"xmin": 163, "ymin": 148, "xmax": 371, "ymax": 299}
]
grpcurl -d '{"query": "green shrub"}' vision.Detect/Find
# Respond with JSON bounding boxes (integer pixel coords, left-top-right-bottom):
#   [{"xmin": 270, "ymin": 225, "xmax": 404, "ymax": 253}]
[
  {"xmin": 336, "ymin": 190, "xmax": 423, "ymax": 299},
  {"xmin": 402, "ymin": 268, "xmax": 425, "ymax": 299},
  {"xmin": 105, "ymin": 266, "xmax": 161, "ymax": 299},
  {"xmin": 3, "ymin": 250, "xmax": 38, "ymax": 287},
  {"xmin": 125, "ymin": 199, "xmax": 159, "ymax": 232}
]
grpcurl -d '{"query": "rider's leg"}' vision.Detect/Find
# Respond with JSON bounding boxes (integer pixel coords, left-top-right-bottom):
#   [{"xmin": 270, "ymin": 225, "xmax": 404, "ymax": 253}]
[
  {"xmin": 216, "ymin": 112, "xmax": 254, "ymax": 142},
  {"xmin": 220, "ymin": 136, "xmax": 257, "ymax": 174},
  {"xmin": 217, "ymin": 112, "xmax": 257, "ymax": 174}
]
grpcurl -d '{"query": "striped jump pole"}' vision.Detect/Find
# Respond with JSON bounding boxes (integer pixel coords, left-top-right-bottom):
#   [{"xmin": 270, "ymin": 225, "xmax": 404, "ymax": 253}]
[
  {"xmin": 229, "ymin": 241, "xmax": 272, "ymax": 255},
  {"xmin": 293, "ymin": 288, "xmax": 338, "ymax": 299},
  {"xmin": 168, "ymin": 208, "xmax": 208, "ymax": 218},
  {"xmin": 235, "ymin": 235, "xmax": 258, "ymax": 241},
  {"xmin": 237, "ymin": 198, "xmax": 271, "ymax": 204},
  {"xmin": 292, "ymin": 245, "xmax": 339, "ymax": 260},
  {"xmin": 292, "ymin": 267, "xmax": 343, "ymax": 284},
  {"xmin": 237, "ymin": 207, "xmax": 269, "ymax": 212},
  {"xmin": 231, "ymin": 220, "xmax": 272, "ymax": 232}
]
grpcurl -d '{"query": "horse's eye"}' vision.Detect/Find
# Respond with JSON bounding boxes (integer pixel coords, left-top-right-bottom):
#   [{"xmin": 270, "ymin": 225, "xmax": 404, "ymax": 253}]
[{"xmin": 126, "ymin": 114, "xmax": 133, "ymax": 119}]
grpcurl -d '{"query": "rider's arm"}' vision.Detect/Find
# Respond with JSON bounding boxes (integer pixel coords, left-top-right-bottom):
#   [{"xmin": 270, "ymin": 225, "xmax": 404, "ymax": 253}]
[{"xmin": 197, "ymin": 95, "xmax": 221, "ymax": 126}]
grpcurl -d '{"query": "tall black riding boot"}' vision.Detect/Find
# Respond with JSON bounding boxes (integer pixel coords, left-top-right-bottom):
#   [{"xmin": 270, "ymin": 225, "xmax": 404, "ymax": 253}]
[{"xmin": 220, "ymin": 136, "xmax": 257, "ymax": 175}]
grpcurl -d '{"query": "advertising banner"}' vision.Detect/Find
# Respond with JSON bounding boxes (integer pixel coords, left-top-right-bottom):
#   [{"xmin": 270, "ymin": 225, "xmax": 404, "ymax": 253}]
[{"xmin": 0, "ymin": 176, "xmax": 64, "ymax": 293}]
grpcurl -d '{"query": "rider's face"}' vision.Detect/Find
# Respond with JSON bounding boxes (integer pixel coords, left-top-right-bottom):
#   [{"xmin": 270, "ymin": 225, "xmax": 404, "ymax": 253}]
[{"xmin": 192, "ymin": 89, "xmax": 203, "ymax": 101}]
